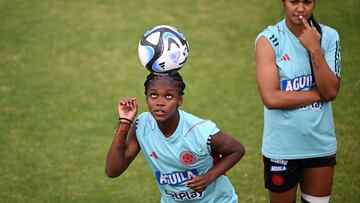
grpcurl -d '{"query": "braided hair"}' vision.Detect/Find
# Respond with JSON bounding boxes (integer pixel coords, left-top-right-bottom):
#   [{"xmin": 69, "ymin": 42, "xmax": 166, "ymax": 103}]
[
  {"xmin": 308, "ymin": 14, "xmax": 322, "ymax": 84},
  {"xmin": 144, "ymin": 71, "xmax": 186, "ymax": 96},
  {"xmin": 309, "ymin": 15, "xmax": 322, "ymax": 36}
]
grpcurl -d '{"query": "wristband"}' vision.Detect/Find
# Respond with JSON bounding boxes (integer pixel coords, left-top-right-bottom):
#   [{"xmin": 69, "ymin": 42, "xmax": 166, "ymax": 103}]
[
  {"xmin": 119, "ymin": 117, "xmax": 133, "ymax": 124},
  {"xmin": 114, "ymin": 120, "xmax": 132, "ymax": 130}
]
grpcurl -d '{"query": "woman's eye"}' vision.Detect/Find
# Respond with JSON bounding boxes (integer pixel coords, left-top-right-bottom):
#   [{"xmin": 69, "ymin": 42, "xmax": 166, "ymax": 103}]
[
  {"xmin": 150, "ymin": 94, "xmax": 157, "ymax": 98},
  {"xmin": 166, "ymin": 95, "xmax": 173, "ymax": 99}
]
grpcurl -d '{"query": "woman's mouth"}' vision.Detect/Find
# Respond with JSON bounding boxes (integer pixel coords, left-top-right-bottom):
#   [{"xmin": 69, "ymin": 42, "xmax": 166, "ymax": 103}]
[{"xmin": 154, "ymin": 109, "xmax": 166, "ymax": 116}]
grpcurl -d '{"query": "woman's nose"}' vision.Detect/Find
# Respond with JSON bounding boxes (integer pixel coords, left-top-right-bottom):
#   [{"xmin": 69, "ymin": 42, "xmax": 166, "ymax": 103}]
[
  {"xmin": 156, "ymin": 98, "xmax": 165, "ymax": 106},
  {"xmin": 296, "ymin": 3, "xmax": 305, "ymax": 12}
]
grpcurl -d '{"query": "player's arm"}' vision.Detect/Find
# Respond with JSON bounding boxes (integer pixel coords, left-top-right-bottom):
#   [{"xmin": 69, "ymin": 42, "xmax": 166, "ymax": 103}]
[
  {"xmin": 186, "ymin": 131, "xmax": 245, "ymax": 193},
  {"xmin": 105, "ymin": 99, "xmax": 140, "ymax": 178},
  {"xmin": 298, "ymin": 18, "xmax": 340, "ymax": 101},
  {"xmin": 255, "ymin": 36, "xmax": 323, "ymax": 109}
]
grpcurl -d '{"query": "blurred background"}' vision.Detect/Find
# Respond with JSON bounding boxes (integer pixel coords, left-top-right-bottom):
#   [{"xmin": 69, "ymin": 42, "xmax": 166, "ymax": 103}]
[{"xmin": 0, "ymin": 0, "xmax": 359, "ymax": 202}]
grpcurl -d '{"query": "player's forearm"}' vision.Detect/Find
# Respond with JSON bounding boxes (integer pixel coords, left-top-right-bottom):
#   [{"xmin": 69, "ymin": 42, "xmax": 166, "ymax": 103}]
[
  {"xmin": 310, "ymin": 48, "xmax": 340, "ymax": 101},
  {"xmin": 261, "ymin": 89, "xmax": 322, "ymax": 109},
  {"xmin": 206, "ymin": 144, "xmax": 245, "ymax": 183},
  {"xmin": 105, "ymin": 124, "xmax": 130, "ymax": 177}
]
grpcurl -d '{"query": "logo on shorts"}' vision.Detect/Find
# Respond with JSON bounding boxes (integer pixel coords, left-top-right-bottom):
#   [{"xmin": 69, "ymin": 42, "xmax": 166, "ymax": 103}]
[
  {"xmin": 272, "ymin": 174, "xmax": 284, "ymax": 186},
  {"xmin": 180, "ymin": 151, "xmax": 196, "ymax": 165},
  {"xmin": 271, "ymin": 165, "xmax": 287, "ymax": 172},
  {"xmin": 270, "ymin": 159, "xmax": 288, "ymax": 165}
]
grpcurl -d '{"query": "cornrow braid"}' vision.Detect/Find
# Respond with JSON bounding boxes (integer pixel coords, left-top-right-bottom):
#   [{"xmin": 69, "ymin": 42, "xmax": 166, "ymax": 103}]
[
  {"xmin": 308, "ymin": 14, "xmax": 322, "ymax": 84},
  {"xmin": 144, "ymin": 71, "xmax": 186, "ymax": 96},
  {"xmin": 309, "ymin": 15, "xmax": 322, "ymax": 36}
]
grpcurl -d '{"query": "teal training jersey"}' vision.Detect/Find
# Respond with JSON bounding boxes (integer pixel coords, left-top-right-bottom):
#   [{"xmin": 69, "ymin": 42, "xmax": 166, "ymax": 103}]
[
  {"xmin": 135, "ymin": 109, "xmax": 238, "ymax": 203},
  {"xmin": 255, "ymin": 19, "xmax": 341, "ymax": 160}
]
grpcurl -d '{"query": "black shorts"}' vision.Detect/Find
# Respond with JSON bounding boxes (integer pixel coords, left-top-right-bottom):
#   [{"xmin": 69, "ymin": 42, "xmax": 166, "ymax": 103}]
[{"xmin": 263, "ymin": 154, "xmax": 336, "ymax": 193}]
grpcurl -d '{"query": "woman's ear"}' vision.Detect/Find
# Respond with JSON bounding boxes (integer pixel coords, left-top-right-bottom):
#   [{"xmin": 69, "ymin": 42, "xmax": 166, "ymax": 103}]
[{"xmin": 178, "ymin": 96, "xmax": 183, "ymax": 107}]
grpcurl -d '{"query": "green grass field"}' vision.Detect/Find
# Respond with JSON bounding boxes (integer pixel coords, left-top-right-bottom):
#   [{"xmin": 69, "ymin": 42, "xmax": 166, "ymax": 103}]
[{"xmin": 1, "ymin": 0, "xmax": 359, "ymax": 202}]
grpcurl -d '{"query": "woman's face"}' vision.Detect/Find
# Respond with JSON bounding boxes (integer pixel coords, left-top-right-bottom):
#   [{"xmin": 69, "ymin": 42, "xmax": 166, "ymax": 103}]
[
  {"xmin": 283, "ymin": 0, "xmax": 315, "ymax": 25},
  {"xmin": 146, "ymin": 77, "xmax": 183, "ymax": 123}
]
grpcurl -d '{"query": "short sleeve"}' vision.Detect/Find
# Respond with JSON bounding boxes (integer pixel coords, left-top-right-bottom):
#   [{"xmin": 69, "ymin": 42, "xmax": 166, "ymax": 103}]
[
  {"xmin": 201, "ymin": 120, "xmax": 220, "ymax": 136},
  {"xmin": 187, "ymin": 120, "xmax": 220, "ymax": 154},
  {"xmin": 255, "ymin": 25, "xmax": 280, "ymax": 58},
  {"xmin": 323, "ymin": 28, "xmax": 341, "ymax": 78},
  {"xmin": 135, "ymin": 112, "xmax": 151, "ymax": 141}
]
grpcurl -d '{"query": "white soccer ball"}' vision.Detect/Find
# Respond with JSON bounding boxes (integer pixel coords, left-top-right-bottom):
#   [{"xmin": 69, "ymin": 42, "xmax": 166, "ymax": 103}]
[{"xmin": 138, "ymin": 25, "xmax": 189, "ymax": 73}]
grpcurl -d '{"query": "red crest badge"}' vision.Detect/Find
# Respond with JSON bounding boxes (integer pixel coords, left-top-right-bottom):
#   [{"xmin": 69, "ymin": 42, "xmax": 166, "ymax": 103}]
[
  {"xmin": 272, "ymin": 174, "xmax": 284, "ymax": 186},
  {"xmin": 180, "ymin": 151, "xmax": 196, "ymax": 165}
]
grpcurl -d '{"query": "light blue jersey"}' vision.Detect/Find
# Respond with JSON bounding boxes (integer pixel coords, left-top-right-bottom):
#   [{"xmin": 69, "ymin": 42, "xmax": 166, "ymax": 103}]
[
  {"xmin": 135, "ymin": 109, "xmax": 238, "ymax": 203},
  {"xmin": 255, "ymin": 19, "xmax": 341, "ymax": 159}
]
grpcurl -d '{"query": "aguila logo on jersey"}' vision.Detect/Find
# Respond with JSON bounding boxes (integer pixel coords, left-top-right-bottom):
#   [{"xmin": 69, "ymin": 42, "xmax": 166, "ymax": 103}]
[
  {"xmin": 281, "ymin": 74, "xmax": 314, "ymax": 91},
  {"xmin": 156, "ymin": 169, "xmax": 199, "ymax": 185},
  {"xmin": 180, "ymin": 151, "xmax": 196, "ymax": 165}
]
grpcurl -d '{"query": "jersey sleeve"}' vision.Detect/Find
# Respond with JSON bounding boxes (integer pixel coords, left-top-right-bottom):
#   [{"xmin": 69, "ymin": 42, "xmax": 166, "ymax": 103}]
[
  {"xmin": 322, "ymin": 27, "xmax": 341, "ymax": 78},
  {"xmin": 255, "ymin": 25, "xmax": 280, "ymax": 58},
  {"xmin": 189, "ymin": 120, "xmax": 220, "ymax": 154},
  {"xmin": 134, "ymin": 112, "xmax": 149, "ymax": 144}
]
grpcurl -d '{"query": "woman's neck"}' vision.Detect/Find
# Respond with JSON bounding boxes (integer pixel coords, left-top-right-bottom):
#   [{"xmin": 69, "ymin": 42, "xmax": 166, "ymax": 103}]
[
  {"xmin": 157, "ymin": 110, "xmax": 180, "ymax": 138},
  {"xmin": 285, "ymin": 18, "xmax": 305, "ymax": 38}
]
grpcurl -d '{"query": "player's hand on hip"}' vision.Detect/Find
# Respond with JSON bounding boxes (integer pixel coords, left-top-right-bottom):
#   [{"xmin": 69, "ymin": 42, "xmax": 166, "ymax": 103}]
[
  {"xmin": 186, "ymin": 174, "xmax": 211, "ymax": 193},
  {"xmin": 299, "ymin": 16, "xmax": 321, "ymax": 53},
  {"xmin": 118, "ymin": 98, "xmax": 138, "ymax": 122}
]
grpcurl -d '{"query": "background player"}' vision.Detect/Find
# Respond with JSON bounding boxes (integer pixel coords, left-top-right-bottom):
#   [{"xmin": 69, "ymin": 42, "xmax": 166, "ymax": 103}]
[{"xmin": 255, "ymin": 0, "xmax": 341, "ymax": 202}]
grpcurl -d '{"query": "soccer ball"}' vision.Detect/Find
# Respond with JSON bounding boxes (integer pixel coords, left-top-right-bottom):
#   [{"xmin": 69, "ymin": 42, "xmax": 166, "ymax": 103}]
[{"xmin": 138, "ymin": 25, "xmax": 189, "ymax": 73}]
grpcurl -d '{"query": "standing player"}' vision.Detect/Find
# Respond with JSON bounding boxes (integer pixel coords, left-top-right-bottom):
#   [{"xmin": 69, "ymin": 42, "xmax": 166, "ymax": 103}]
[
  {"xmin": 105, "ymin": 72, "xmax": 245, "ymax": 202},
  {"xmin": 255, "ymin": 0, "xmax": 341, "ymax": 202}
]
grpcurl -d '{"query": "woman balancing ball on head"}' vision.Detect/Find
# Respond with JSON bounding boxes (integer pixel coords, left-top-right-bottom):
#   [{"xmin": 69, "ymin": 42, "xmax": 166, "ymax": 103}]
[
  {"xmin": 106, "ymin": 25, "xmax": 245, "ymax": 202},
  {"xmin": 255, "ymin": 0, "xmax": 341, "ymax": 203}
]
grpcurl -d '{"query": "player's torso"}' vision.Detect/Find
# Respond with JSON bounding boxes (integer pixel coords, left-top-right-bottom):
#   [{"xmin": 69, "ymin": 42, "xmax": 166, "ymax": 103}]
[
  {"xmin": 135, "ymin": 111, "xmax": 238, "ymax": 202},
  {"xmin": 260, "ymin": 20, "xmax": 337, "ymax": 159},
  {"xmin": 136, "ymin": 111, "xmax": 212, "ymax": 201},
  {"xmin": 141, "ymin": 130, "xmax": 212, "ymax": 201}
]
